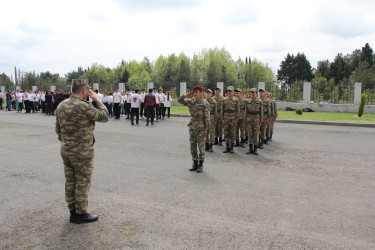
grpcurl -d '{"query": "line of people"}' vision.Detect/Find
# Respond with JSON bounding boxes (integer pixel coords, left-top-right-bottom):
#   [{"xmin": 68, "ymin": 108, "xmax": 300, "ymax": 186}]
[{"xmin": 178, "ymin": 85, "xmax": 277, "ymax": 173}]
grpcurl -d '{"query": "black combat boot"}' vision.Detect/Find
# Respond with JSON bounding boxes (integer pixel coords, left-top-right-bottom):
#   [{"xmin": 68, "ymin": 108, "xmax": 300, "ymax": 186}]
[
  {"xmin": 197, "ymin": 161, "xmax": 204, "ymax": 173},
  {"xmin": 214, "ymin": 137, "xmax": 219, "ymax": 145},
  {"xmin": 246, "ymin": 144, "xmax": 253, "ymax": 154},
  {"xmin": 189, "ymin": 160, "xmax": 198, "ymax": 171},
  {"xmin": 253, "ymin": 145, "xmax": 259, "ymax": 155},
  {"xmin": 240, "ymin": 139, "xmax": 245, "ymax": 148},
  {"xmin": 264, "ymin": 139, "xmax": 269, "ymax": 144},
  {"xmin": 269, "ymin": 134, "xmax": 273, "ymax": 141},
  {"xmin": 230, "ymin": 143, "xmax": 234, "ymax": 153},
  {"xmin": 219, "ymin": 137, "xmax": 223, "ymax": 146},
  {"xmin": 205, "ymin": 143, "xmax": 209, "ymax": 151},
  {"xmin": 209, "ymin": 144, "xmax": 213, "ymax": 152},
  {"xmin": 223, "ymin": 143, "xmax": 230, "ymax": 153},
  {"xmin": 70, "ymin": 210, "xmax": 76, "ymax": 223},
  {"xmin": 258, "ymin": 139, "xmax": 264, "ymax": 149},
  {"xmin": 74, "ymin": 213, "xmax": 99, "ymax": 224},
  {"xmin": 245, "ymin": 136, "xmax": 248, "ymax": 143},
  {"xmin": 234, "ymin": 139, "xmax": 240, "ymax": 147}
]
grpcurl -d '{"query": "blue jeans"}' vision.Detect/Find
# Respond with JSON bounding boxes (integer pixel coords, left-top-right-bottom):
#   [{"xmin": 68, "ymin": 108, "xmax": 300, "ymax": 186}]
[
  {"xmin": 121, "ymin": 103, "xmax": 125, "ymax": 115},
  {"xmin": 7, "ymin": 100, "xmax": 12, "ymax": 111}
]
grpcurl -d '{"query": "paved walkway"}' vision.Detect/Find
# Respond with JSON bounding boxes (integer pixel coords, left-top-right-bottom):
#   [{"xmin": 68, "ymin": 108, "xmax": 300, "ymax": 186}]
[{"xmin": 1, "ymin": 111, "xmax": 374, "ymax": 249}]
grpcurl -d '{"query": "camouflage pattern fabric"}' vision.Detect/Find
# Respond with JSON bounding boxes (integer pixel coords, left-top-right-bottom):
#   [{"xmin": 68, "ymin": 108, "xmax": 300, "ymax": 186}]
[
  {"xmin": 213, "ymin": 95, "xmax": 224, "ymax": 138},
  {"xmin": 55, "ymin": 94, "xmax": 109, "ymax": 214},
  {"xmin": 221, "ymin": 96, "xmax": 240, "ymax": 143},
  {"xmin": 236, "ymin": 96, "xmax": 246, "ymax": 140},
  {"xmin": 178, "ymin": 95, "xmax": 209, "ymax": 161},
  {"xmin": 63, "ymin": 157, "xmax": 93, "ymax": 214},
  {"xmin": 271, "ymin": 100, "xmax": 277, "ymax": 136},
  {"xmin": 245, "ymin": 98, "xmax": 263, "ymax": 145},
  {"xmin": 205, "ymin": 97, "xmax": 217, "ymax": 144},
  {"xmin": 260, "ymin": 98, "xmax": 271, "ymax": 141},
  {"xmin": 55, "ymin": 95, "xmax": 109, "ymax": 158},
  {"xmin": 266, "ymin": 100, "xmax": 274, "ymax": 138}
]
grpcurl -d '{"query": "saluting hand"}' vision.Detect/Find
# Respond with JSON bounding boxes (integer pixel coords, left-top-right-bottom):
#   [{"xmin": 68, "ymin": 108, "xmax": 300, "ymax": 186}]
[{"xmin": 88, "ymin": 89, "xmax": 99, "ymax": 102}]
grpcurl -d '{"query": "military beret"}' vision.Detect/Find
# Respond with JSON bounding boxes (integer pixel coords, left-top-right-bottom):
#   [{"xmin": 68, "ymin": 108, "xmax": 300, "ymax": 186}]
[
  {"xmin": 259, "ymin": 88, "xmax": 265, "ymax": 92},
  {"xmin": 72, "ymin": 79, "xmax": 88, "ymax": 91},
  {"xmin": 193, "ymin": 85, "xmax": 203, "ymax": 92},
  {"xmin": 227, "ymin": 86, "xmax": 234, "ymax": 91},
  {"xmin": 206, "ymin": 89, "xmax": 212, "ymax": 93},
  {"xmin": 250, "ymin": 88, "xmax": 257, "ymax": 93},
  {"xmin": 235, "ymin": 88, "xmax": 242, "ymax": 93}
]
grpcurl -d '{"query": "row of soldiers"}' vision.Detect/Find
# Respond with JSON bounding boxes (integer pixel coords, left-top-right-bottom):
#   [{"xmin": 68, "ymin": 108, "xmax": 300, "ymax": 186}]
[
  {"xmin": 207, "ymin": 86, "xmax": 277, "ymax": 155},
  {"xmin": 178, "ymin": 85, "xmax": 277, "ymax": 173}
]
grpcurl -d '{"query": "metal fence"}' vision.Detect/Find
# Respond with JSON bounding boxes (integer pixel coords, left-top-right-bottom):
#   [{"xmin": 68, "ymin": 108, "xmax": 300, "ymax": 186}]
[
  {"xmin": 310, "ymin": 81, "xmax": 354, "ymax": 104},
  {"xmin": 363, "ymin": 87, "xmax": 375, "ymax": 104}
]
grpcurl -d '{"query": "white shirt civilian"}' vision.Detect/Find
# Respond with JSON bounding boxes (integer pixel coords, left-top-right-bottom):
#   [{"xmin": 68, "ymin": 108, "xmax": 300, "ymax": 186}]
[
  {"xmin": 28, "ymin": 93, "xmax": 35, "ymax": 102},
  {"xmin": 130, "ymin": 93, "xmax": 141, "ymax": 108},
  {"xmin": 16, "ymin": 93, "xmax": 23, "ymax": 103},
  {"xmin": 154, "ymin": 92, "xmax": 160, "ymax": 104},
  {"xmin": 158, "ymin": 92, "xmax": 165, "ymax": 103},
  {"xmin": 41, "ymin": 93, "xmax": 46, "ymax": 101},
  {"xmin": 127, "ymin": 92, "xmax": 133, "ymax": 102},
  {"xmin": 164, "ymin": 95, "xmax": 173, "ymax": 107},
  {"xmin": 140, "ymin": 92, "xmax": 146, "ymax": 102},
  {"xmin": 98, "ymin": 92, "xmax": 103, "ymax": 101},
  {"xmin": 108, "ymin": 95, "xmax": 113, "ymax": 104},
  {"xmin": 102, "ymin": 95, "xmax": 108, "ymax": 103},
  {"xmin": 34, "ymin": 93, "xmax": 40, "ymax": 102},
  {"xmin": 113, "ymin": 92, "xmax": 121, "ymax": 103}
]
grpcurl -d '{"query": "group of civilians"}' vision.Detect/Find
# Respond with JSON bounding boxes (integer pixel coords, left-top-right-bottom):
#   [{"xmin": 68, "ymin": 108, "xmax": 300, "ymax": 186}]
[{"xmin": 0, "ymin": 88, "xmax": 173, "ymax": 126}]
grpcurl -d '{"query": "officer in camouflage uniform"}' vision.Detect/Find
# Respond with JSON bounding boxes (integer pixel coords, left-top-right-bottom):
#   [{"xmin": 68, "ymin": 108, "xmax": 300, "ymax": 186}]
[
  {"xmin": 205, "ymin": 89, "xmax": 217, "ymax": 153},
  {"xmin": 235, "ymin": 88, "xmax": 246, "ymax": 148},
  {"xmin": 213, "ymin": 87, "xmax": 224, "ymax": 146},
  {"xmin": 178, "ymin": 86, "xmax": 209, "ymax": 173},
  {"xmin": 55, "ymin": 79, "xmax": 109, "ymax": 224},
  {"xmin": 268, "ymin": 92, "xmax": 277, "ymax": 141},
  {"xmin": 265, "ymin": 91, "xmax": 274, "ymax": 144},
  {"xmin": 242, "ymin": 90, "xmax": 249, "ymax": 143},
  {"xmin": 245, "ymin": 88, "xmax": 263, "ymax": 155},
  {"xmin": 258, "ymin": 88, "xmax": 271, "ymax": 149},
  {"xmin": 221, "ymin": 86, "xmax": 240, "ymax": 153}
]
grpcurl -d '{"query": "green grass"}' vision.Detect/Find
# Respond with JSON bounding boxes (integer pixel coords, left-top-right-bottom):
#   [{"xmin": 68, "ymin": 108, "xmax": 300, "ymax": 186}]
[{"xmin": 171, "ymin": 106, "xmax": 375, "ymax": 124}]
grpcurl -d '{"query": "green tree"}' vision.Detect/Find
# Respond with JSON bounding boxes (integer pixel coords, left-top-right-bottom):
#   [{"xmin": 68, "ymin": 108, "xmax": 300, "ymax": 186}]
[
  {"xmin": 206, "ymin": 61, "xmax": 217, "ymax": 89},
  {"xmin": 361, "ymin": 43, "xmax": 373, "ymax": 67},
  {"xmin": 316, "ymin": 60, "xmax": 330, "ymax": 78}
]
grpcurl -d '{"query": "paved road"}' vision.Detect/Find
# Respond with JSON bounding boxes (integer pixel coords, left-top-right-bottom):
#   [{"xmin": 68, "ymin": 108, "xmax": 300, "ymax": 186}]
[{"xmin": 1, "ymin": 111, "xmax": 374, "ymax": 249}]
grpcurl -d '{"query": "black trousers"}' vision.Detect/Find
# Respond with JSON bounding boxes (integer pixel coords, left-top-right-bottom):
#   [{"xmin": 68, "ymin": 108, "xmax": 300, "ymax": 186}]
[
  {"xmin": 47, "ymin": 102, "xmax": 53, "ymax": 115},
  {"xmin": 18, "ymin": 102, "xmax": 23, "ymax": 111},
  {"xmin": 41, "ymin": 101, "xmax": 46, "ymax": 113},
  {"xmin": 161, "ymin": 103, "xmax": 165, "ymax": 118},
  {"xmin": 155, "ymin": 104, "xmax": 160, "ymax": 120},
  {"xmin": 145, "ymin": 105, "xmax": 154, "ymax": 124},
  {"xmin": 140, "ymin": 103, "xmax": 145, "ymax": 117},
  {"xmin": 131, "ymin": 108, "xmax": 139, "ymax": 123},
  {"xmin": 24, "ymin": 100, "xmax": 30, "ymax": 113},
  {"xmin": 126, "ymin": 103, "xmax": 131, "ymax": 118},
  {"xmin": 113, "ymin": 103, "xmax": 120, "ymax": 118},
  {"xmin": 0, "ymin": 98, "xmax": 3, "ymax": 109},
  {"xmin": 165, "ymin": 107, "xmax": 170, "ymax": 117}
]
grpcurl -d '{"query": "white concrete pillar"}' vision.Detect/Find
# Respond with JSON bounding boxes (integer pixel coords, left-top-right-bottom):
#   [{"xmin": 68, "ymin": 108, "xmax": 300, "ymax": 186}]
[
  {"xmin": 0, "ymin": 86, "xmax": 5, "ymax": 93},
  {"xmin": 93, "ymin": 83, "xmax": 99, "ymax": 91},
  {"xmin": 15, "ymin": 86, "xmax": 20, "ymax": 90},
  {"xmin": 147, "ymin": 82, "xmax": 154, "ymax": 90},
  {"xmin": 258, "ymin": 82, "xmax": 265, "ymax": 91},
  {"xmin": 217, "ymin": 82, "xmax": 224, "ymax": 96},
  {"xmin": 303, "ymin": 82, "xmax": 311, "ymax": 108},
  {"xmin": 180, "ymin": 82, "xmax": 186, "ymax": 96},
  {"xmin": 50, "ymin": 86, "xmax": 56, "ymax": 92},
  {"xmin": 119, "ymin": 83, "xmax": 125, "ymax": 93},
  {"xmin": 32, "ymin": 86, "xmax": 37, "ymax": 92},
  {"xmin": 354, "ymin": 82, "xmax": 362, "ymax": 105}
]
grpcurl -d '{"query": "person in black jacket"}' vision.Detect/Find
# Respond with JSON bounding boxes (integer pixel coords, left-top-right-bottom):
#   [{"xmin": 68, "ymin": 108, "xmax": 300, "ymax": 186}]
[
  {"xmin": 45, "ymin": 89, "xmax": 54, "ymax": 115},
  {"xmin": 6, "ymin": 90, "xmax": 12, "ymax": 111}
]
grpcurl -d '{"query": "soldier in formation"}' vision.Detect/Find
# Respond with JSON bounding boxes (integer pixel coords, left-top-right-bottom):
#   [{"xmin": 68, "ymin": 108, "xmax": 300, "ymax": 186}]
[
  {"xmin": 178, "ymin": 86, "xmax": 209, "ymax": 173},
  {"xmin": 205, "ymin": 89, "xmax": 217, "ymax": 153},
  {"xmin": 221, "ymin": 86, "xmax": 240, "ymax": 153},
  {"xmin": 234, "ymin": 88, "xmax": 246, "ymax": 148},
  {"xmin": 245, "ymin": 88, "xmax": 263, "ymax": 155},
  {"xmin": 258, "ymin": 88, "xmax": 271, "ymax": 149},
  {"xmin": 213, "ymin": 87, "xmax": 224, "ymax": 146}
]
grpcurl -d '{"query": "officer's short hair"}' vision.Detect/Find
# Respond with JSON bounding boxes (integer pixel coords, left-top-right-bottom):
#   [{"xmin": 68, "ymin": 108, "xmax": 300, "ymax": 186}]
[{"xmin": 149, "ymin": 88, "xmax": 153, "ymax": 93}]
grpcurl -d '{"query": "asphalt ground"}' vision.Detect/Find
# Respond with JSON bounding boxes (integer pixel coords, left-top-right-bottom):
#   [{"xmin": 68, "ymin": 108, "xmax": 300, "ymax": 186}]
[{"xmin": 0, "ymin": 110, "xmax": 375, "ymax": 249}]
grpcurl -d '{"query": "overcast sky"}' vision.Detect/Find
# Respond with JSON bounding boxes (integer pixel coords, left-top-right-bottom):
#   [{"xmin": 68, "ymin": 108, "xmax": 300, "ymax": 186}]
[{"xmin": 1, "ymin": 0, "xmax": 374, "ymax": 78}]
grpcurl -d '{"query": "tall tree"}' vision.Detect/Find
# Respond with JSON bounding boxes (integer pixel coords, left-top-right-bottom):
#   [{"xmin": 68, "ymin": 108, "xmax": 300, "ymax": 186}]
[
  {"xmin": 206, "ymin": 61, "xmax": 217, "ymax": 89},
  {"xmin": 361, "ymin": 43, "xmax": 374, "ymax": 67},
  {"xmin": 316, "ymin": 60, "xmax": 330, "ymax": 78}
]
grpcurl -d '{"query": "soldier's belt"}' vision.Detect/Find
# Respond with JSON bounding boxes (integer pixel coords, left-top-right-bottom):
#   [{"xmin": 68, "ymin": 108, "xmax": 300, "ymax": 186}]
[
  {"xmin": 264, "ymin": 111, "xmax": 268, "ymax": 114},
  {"xmin": 247, "ymin": 111, "xmax": 260, "ymax": 115},
  {"xmin": 224, "ymin": 110, "xmax": 236, "ymax": 113}
]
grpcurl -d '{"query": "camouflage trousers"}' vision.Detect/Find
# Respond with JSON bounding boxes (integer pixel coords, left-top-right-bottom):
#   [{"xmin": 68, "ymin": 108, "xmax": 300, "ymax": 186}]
[
  {"xmin": 270, "ymin": 120, "xmax": 275, "ymax": 136},
  {"xmin": 189, "ymin": 128, "xmax": 205, "ymax": 161},
  {"xmin": 260, "ymin": 120, "xmax": 268, "ymax": 141},
  {"xmin": 206, "ymin": 117, "xmax": 215, "ymax": 144},
  {"xmin": 214, "ymin": 115, "xmax": 223, "ymax": 137},
  {"xmin": 236, "ymin": 118, "xmax": 246, "ymax": 140},
  {"xmin": 246, "ymin": 118, "xmax": 260, "ymax": 145},
  {"xmin": 62, "ymin": 157, "xmax": 94, "ymax": 214},
  {"xmin": 223, "ymin": 118, "xmax": 236, "ymax": 143},
  {"xmin": 266, "ymin": 120, "xmax": 272, "ymax": 139}
]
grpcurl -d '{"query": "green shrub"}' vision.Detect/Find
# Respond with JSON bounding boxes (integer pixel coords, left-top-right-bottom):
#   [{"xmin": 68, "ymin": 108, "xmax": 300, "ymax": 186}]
[
  {"xmin": 357, "ymin": 93, "xmax": 366, "ymax": 117},
  {"xmin": 296, "ymin": 107, "xmax": 303, "ymax": 115}
]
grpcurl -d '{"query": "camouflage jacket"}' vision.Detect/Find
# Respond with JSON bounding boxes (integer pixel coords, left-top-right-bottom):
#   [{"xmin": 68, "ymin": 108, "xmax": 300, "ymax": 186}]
[
  {"xmin": 221, "ymin": 96, "xmax": 240, "ymax": 120},
  {"xmin": 213, "ymin": 95, "xmax": 224, "ymax": 114},
  {"xmin": 178, "ymin": 95, "xmax": 209, "ymax": 131},
  {"xmin": 272, "ymin": 100, "xmax": 277, "ymax": 118},
  {"xmin": 206, "ymin": 98, "xmax": 217, "ymax": 121},
  {"xmin": 245, "ymin": 98, "xmax": 263, "ymax": 122},
  {"xmin": 261, "ymin": 98, "xmax": 271, "ymax": 121},
  {"xmin": 238, "ymin": 97, "xmax": 246, "ymax": 120},
  {"xmin": 55, "ymin": 95, "xmax": 109, "ymax": 158}
]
